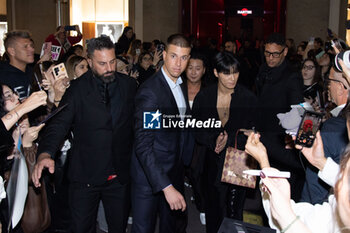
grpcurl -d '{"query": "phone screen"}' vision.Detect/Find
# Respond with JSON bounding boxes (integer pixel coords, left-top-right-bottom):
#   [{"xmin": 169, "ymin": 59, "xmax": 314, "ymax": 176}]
[
  {"xmin": 308, "ymin": 37, "xmax": 315, "ymax": 44},
  {"xmin": 295, "ymin": 111, "xmax": 323, "ymax": 147}
]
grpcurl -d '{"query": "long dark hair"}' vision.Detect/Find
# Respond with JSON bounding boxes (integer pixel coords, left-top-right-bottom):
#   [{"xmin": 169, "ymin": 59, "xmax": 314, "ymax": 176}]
[
  {"xmin": 0, "ymin": 84, "xmax": 8, "ymax": 117},
  {"xmin": 301, "ymin": 58, "xmax": 322, "ymax": 85},
  {"xmin": 118, "ymin": 26, "xmax": 133, "ymax": 42}
]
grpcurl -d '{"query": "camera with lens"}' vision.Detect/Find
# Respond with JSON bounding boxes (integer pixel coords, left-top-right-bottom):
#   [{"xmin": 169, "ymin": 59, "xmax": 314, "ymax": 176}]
[{"xmin": 335, "ymin": 50, "xmax": 350, "ymax": 72}]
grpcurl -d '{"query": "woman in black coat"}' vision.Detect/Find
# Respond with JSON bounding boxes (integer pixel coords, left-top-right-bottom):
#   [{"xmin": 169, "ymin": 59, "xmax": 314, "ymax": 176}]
[{"xmin": 116, "ymin": 26, "xmax": 134, "ymax": 54}]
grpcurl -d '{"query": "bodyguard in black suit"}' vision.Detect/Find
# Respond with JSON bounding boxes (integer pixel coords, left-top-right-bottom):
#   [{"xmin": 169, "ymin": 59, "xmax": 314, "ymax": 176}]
[
  {"xmin": 131, "ymin": 34, "xmax": 193, "ymax": 233},
  {"xmin": 255, "ymin": 33, "xmax": 305, "ymax": 201},
  {"xmin": 32, "ymin": 37, "xmax": 136, "ymax": 233}
]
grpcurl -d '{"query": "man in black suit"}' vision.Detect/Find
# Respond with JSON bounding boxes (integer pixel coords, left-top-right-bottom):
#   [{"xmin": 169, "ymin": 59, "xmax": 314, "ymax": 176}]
[
  {"xmin": 300, "ymin": 67, "xmax": 349, "ymax": 204},
  {"xmin": 255, "ymin": 33, "xmax": 305, "ymax": 201},
  {"xmin": 131, "ymin": 34, "xmax": 193, "ymax": 233},
  {"xmin": 32, "ymin": 36, "xmax": 136, "ymax": 233}
]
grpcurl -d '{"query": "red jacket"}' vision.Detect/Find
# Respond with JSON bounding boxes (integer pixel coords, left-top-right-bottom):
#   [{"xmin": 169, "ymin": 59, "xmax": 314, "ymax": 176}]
[{"xmin": 45, "ymin": 34, "xmax": 82, "ymax": 59}]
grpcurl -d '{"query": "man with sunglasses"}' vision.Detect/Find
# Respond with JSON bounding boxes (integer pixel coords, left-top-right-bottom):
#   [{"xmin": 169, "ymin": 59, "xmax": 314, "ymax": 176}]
[
  {"xmin": 300, "ymin": 66, "xmax": 349, "ymax": 204},
  {"xmin": 255, "ymin": 33, "xmax": 305, "ymax": 201}
]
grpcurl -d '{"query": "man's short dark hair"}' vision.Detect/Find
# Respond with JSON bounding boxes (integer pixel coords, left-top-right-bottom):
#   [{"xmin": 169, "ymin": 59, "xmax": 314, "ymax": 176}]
[
  {"xmin": 213, "ymin": 51, "xmax": 240, "ymax": 74},
  {"xmin": 190, "ymin": 51, "xmax": 208, "ymax": 68},
  {"xmin": 166, "ymin": 34, "xmax": 191, "ymax": 50},
  {"xmin": 87, "ymin": 36, "xmax": 115, "ymax": 58},
  {"xmin": 265, "ymin": 32, "xmax": 286, "ymax": 46},
  {"xmin": 4, "ymin": 30, "xmax": 32, "ymax": 51}
]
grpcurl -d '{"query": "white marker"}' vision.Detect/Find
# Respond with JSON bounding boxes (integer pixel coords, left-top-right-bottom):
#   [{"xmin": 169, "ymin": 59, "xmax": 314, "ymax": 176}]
[{"xmin": 243, "ymin": 170, "xmax": 290, "ymax": 178}]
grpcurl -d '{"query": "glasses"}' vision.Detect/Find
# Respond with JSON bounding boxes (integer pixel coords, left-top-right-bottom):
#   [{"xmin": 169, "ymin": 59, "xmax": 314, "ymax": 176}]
[
  {"xmin": 264, "ymin": 48, "xmax": 285, "ymax": 58},
  {"xmin": 142, "ymin": 57, "xmax": 152, "ymax": 61},
  {"xmin": 302, "ymin": 65, "xmax": 315, "ymax": 70},
  {"xmin": 3, "ymin": 91, "xmax": 17, "ymax": 101},
  {"xmin": 325, "ymin": 78, "xmax": 348, "ymax": 89}
]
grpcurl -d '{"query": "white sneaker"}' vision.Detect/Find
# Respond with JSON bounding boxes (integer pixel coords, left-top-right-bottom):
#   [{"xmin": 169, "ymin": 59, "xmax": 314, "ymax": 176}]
[
  {"xmin": 199, "ymin": 213, "xmax": 206, "ymax": 225},
  {"xmin": 128, "ymin": 216, "xmax": 133, "ymax": 225}
]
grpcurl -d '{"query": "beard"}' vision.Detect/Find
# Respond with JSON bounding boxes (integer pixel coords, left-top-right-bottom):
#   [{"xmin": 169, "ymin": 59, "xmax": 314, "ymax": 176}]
[{"xmin": 92, "ymin": 69, "xmax": 116, "ymax": 83}]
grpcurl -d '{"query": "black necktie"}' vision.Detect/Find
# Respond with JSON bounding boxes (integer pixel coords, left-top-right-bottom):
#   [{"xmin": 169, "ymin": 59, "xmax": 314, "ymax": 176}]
[{"xmin": 102, "ymin": 83, "xmax": 110, "ymax": 105}]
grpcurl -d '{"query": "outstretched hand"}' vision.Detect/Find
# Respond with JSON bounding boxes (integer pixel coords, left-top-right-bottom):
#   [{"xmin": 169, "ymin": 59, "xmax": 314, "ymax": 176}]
[
  {"xmin": 295, "ymin": 131, "xmax": 326, "ymax": 171},
  {"xmin": 245, "ymin": 133, "xmax": 270, "ymax": 168},
  {"xmin": 261, "ymin": 168, "xmax": 295, "ymax": 228},
  {"xmin": 32, "ymin": 153, "xmax": 55, "ymax": 187},
  {"xmin": 22, "ymin": 124, "xmax": 45, "ymax": 147},
  {"xmin": 19, "ymin": 91, "xmax": 47, "ymax": 114}
]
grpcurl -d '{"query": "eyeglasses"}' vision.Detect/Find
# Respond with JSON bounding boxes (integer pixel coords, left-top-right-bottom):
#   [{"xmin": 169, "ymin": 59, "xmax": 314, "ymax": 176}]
[
  {"xmin": 3, "ymin": 90, "xmax": 17, "ymax": 101},
  {"xmin": 302, "ymin": 65, "xmax": 315, "ymax": 70},
  {"xmin": 264, "ymin": 48, "xmax": 285, "ymax": 58},
  {"xmin": 325, "ymin": 78, "xmax": 348, "ymax": 89},
  {"xmin": 142, "ymin": 57, "xmax": 152, "ymax": 61}
]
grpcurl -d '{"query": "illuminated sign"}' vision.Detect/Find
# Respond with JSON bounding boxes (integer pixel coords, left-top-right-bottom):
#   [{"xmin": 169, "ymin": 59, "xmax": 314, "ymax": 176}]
[{"xmin": 237, "ymin": 8, "xmax": 252, "ymax": 16}]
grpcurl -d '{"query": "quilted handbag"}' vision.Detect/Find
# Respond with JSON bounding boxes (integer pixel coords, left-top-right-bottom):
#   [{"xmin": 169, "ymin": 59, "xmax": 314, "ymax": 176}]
[{"xmin": 221, "ymin": 129, "xmax": 257, "ymax": 188}]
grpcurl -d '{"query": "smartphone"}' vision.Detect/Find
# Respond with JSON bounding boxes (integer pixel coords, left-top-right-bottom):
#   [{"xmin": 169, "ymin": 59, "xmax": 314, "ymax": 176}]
[
  {"xmin": 308, "ymin": 37, "xmax": 315, "ymax": 45},
  {"xmin": 315, "ymin": 50, "xmax": 325, "ymax": 59},
  {"xmin": 52, "ymin": 63, "xmax": 68, "ymax": 80},
  {"xmin": 135, "ymin": 48, "xmax": 141, "ymax": 55},
  {"xmin": 64, "ymin": 25, "xmax": 76, "ymax": 31},
  {"xmin": 316, "ymin": 90, "xmax": 325, "ymax": 111},
  {"xmin": 295, "ymin": 111, "xmax": 323, "ymax": 147},
  {"xmin": 156, "ymin": 43, "xmax": 165, "ymax": 54},
  {"xmin": 130, "ymin": 64, "xmax": 138, "ymax": 73},
  {"xmin": 331, "ymin": 39, "xmax": 344, "ymax": 52},
  {"xmin": 327, "ymin": 28, "xmax": 333, "ymax": 38}
]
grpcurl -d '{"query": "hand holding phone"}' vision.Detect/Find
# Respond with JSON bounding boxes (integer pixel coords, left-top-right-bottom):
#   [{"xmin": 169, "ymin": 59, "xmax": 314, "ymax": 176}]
[
  {"xmin": 52, "ymin": 63, "xmax": 68, "ymax": 80},
  {"xmin": 64, "ymin": 25, "xmax": 76, "ymax": 31},
  {"xmin": 308, "ymin": 37, "xmax": 315, "ymax": 45},
  {"xmin": 295, "ymin": 111, "xmax": 323, "ymax": 148}
]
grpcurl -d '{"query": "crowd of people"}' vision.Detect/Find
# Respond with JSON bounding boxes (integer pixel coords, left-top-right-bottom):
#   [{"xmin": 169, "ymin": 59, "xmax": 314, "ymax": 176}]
[{"xmin": 0, "ymin": 23, "xmax": 349, "ymax": 233}]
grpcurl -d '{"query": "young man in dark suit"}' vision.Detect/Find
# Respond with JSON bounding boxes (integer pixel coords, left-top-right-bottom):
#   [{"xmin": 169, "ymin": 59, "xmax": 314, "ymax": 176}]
[
  {"xmin": 131, "ymin": 34, "xmax": 193, "ymax": 233},
  {"xmin": 32, "ymin": 36, "xmax": 136, "ymax": 233}
]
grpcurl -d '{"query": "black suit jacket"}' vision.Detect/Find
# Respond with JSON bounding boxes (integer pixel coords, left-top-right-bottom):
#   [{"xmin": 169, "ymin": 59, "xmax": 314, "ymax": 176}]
[
  {"xmin": 38, "ymin": 70, "xmax": 136, "ymax": 185},
  {"xmin": 131, "ymin": 70, "xmax": 194, "ymax": 193},
  {"xmin": 192, "ymin": 83, "xmax": 257, "ymax": 183}
]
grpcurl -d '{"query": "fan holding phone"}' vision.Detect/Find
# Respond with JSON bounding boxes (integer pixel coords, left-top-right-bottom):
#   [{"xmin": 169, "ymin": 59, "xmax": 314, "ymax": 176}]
[
  {"xmin": 299, "ymin": 66, "xmax": 349, "ymax": 204},
  {"xmin": 41, "ymin": 62, "xmax": 70, "ymax": 107},
  {"xmin": 45, "ymin": 25, "xmax": 83, "ymax": 61}
]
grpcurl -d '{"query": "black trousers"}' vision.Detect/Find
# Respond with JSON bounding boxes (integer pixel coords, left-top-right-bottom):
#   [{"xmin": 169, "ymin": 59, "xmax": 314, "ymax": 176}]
[
  {"xmin": 131, "ymin": 183, "xmax": 187, "ymax": 233},
  {"xmin": 68, "ymin": 178, "xmax": 130, "ymax": 233},
  {"xmin": 205, "ymin": 153, "xmax": 246, "ymax": 233}
]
